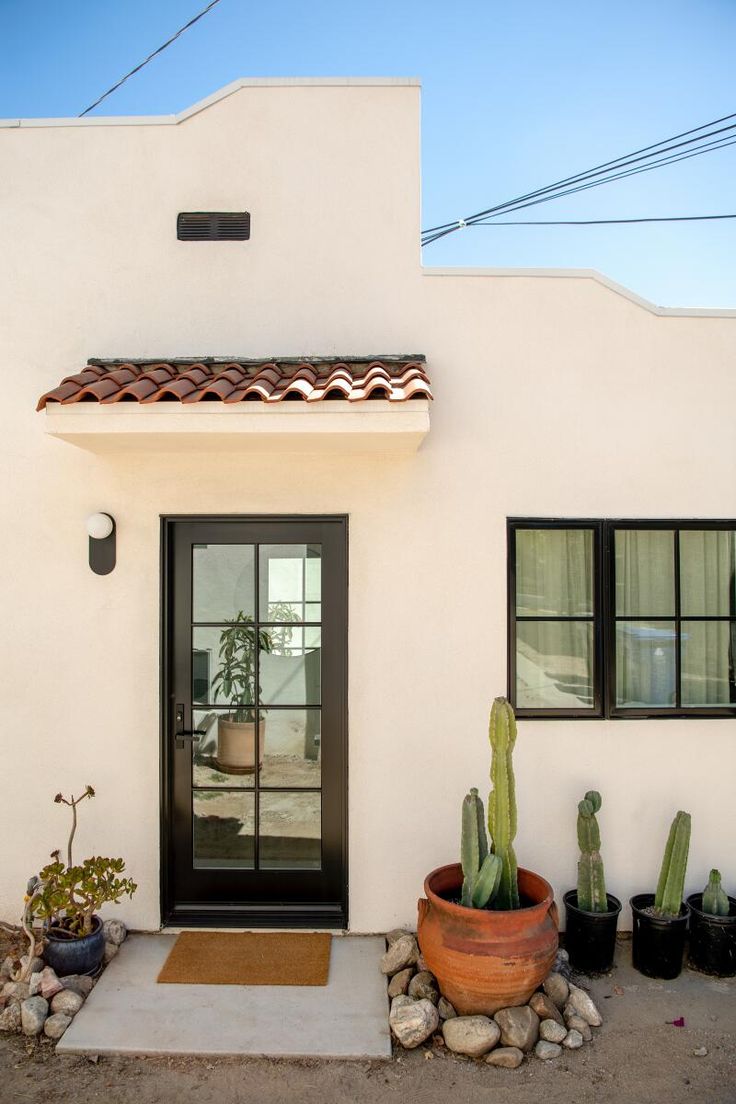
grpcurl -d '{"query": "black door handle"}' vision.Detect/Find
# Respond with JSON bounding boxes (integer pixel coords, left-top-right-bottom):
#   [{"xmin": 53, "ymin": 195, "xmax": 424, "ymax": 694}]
[{"xmin": 174, "ymin": 702, "xmax": 206, "ymax": 748}]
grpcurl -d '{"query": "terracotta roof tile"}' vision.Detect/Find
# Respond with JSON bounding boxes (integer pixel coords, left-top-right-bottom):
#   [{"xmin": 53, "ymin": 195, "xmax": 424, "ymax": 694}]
[{"xmin": 37, "ymin": 358, "xmax": 431, "ymax": 411}]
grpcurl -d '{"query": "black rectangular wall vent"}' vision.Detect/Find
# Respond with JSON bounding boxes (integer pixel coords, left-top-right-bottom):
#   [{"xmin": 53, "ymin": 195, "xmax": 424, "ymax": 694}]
[{"xmin": 177, "ymin": 211, "xmax": 251, "ymax": 241}]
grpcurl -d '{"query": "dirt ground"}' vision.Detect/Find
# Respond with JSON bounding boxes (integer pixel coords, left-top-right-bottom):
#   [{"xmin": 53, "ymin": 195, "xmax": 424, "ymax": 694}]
[{"xmin": 2, "ymin": 936, "xmax": 735, "ymax": 1104}]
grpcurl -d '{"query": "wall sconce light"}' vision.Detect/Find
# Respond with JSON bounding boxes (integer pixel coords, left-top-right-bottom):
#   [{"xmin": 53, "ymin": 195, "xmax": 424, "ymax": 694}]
[{"xmin": 86, "ymin": 512, "xmax": 116, "ymax": 575}]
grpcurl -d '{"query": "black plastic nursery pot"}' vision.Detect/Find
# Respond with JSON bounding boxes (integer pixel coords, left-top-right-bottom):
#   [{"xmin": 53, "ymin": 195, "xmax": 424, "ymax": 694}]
[
  {"xmin": 563, "ymin": 890, "xmax": 622, "ymax": 974},
  {"xmin": 687, "ymin": 893, "xmax": 736, "ymax": 978},
  {"xmin": 630, "ymin": 893, "xmax": 689, "ymax": 980},
  {"xmin": 43, "ymin": 915, "xmax": 105, "ymax": 977}
]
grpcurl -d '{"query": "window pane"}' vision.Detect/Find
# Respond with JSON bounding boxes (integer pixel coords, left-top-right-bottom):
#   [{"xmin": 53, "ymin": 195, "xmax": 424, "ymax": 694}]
[
  {"xmin": 681, "ymin": 621, "xmax": 736, "ymax": 706},
  {"xmin": 193, "ymin": 544, "xmax": 255, "ymax": 622},
  {"xmin": 259, "ymin": 792, "xmax": 321, "ymax": 870},
  {"xmin": 260, "ymin": 627, "xmax": 321, "ymax": 705},
  {"xmin": 193, "ymin": 791, "xmax": 255, "ymax": 869},
  {"xmin": 192, "ymin": 623, "xmax": 259, "ymax": 708},
  {"xmin": 516, "ymin": 529, "xmax": 594, "ymax": 616},
  {"xmin": 192, "ymin": 709, "xmax": 255, "ymax": 787},
  {"xmin": 615, "ymin": 530, "xmax": 675, "ymax": 616},
  {"xmin": 516, "ymin": 621, "xmax": 594, "ymax": 709},
  {"xmin": 260, "ymin": 709, "xmax": 321, "ymax": 787},
  {"xmin": 259, "ymin": 544, "xmax": 321, "ymax": 622},
  {"xmin": 680, "ymin": 530, "xmax": 736, "ymax": 616},
  {"xmin": 616, "ymin": 621, "xmax": 677, "ymax": 707}
]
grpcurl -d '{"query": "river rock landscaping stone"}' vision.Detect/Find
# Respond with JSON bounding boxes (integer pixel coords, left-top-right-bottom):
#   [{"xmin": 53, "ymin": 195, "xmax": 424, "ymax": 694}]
[
  {"xmin": 387, "ymin": 968, "xmax": 413, "ymax": 998},
  {"xmin": 438, "ymin": 997, "xmax": 456, "ymax": 1020},
  {"xmin": 381, "ymin": 934, "xmax": 419, "ymax": 976},
  {"xmin": 51, "ymin": 989, "xmax": 84, "ymax": 1016},
  {"xmin": 386, "ymin": 928, "xmax": 410, "ymax": 946},
  {"xmin": 486, "ymin": 1046, "xmax": 524, "ymax": 1069},
  {"xmin": 44, "ymin": 1012, "xmax": 72, "ymax": 1040},
  {"xmin": 20, "ymin": 955, "xmax": 45, "ymax": 975},
  {"xmin": 0, "ymin": 1002, "xmax": 21, "ymax": 1033},
  {"xmin": 59, "ymin": 974, "xmax": 95, "ymax": 998},
  {"xmin": 103, "ymin": 941, "xmax": 119, "ymax": 964},
  {"xmin": 564, "ymin": 1013, "xmax": 592, "ymax": 1041},
  {"xmin": 0, "ymin": 956, "xmax": 14, "ymax": 979},
  {"xmin": 562, "ymin": 1028, "xmax": 584, "ymax": 1049},
  {"xmin": 389, "ymin": 997, "xmax": 439, "ymax": 1048},
  {"xmin": 103, "ymin": 919, "xmax": 127, "ymax": 946},
  {"xmin": 535, "ymin": 1040, "xmax": 562, "ymax": 1060},
  {"xmin": 494, "ymin": 1006, "xmax": 539, "ymax": 1052},
  {"xmin": 539, "ymin": 1018, "xmax": 567, "ymax": 1044},
  {"xmin": 28, "ymin": 971, "xmax": 43, "ymax": 996},
  {"xmin": 529, "ymin": 990, "xmax": 566, "ymax": 1027},
  {"xmin": 442, "ymin": 1015, "xmax": 500, "ymax": 1057},
  {"xmin": 40, "ymin": 967, "xmax": 64, "ymax": 1000},
  {"xmin": 3, "ymin": 980, "xmax": 30, "ymax": 1001},
  {"xmin": 21, "ymin": 996, "xmax": 48, "ymax": 1036},
  {"xmin": 566, "ymin": 985, "xmax": 602, "ymax": 1027},
  {"xmin": 408, "ymin": 970, "xmax": 439, "ymax": 1004},
  {"xmin": 542, "ymin": 971, "xmax": 569, "ymax": 1009}
]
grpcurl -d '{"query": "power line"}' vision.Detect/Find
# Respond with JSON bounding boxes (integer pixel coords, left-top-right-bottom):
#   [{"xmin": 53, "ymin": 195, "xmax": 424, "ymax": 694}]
[
  {"xmin": 79, "ymin": 0, "xmax": 225, "ymax": 117},
  {"xmin": 469, "ymin": 213, "xmax": 736, "ymax": 227},
  {"xmin": 421, "ymin": 110, "xmax": 736, "ymax": 245}
]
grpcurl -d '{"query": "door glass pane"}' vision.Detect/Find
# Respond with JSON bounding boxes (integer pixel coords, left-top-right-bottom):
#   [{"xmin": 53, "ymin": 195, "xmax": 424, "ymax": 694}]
[
  {"xmin": 516, "ymin": 529, "xmax": 594, "ymax": 616},
  {"xmin": 192, "ymin": 709, "xmax": 255, "ymax": 788},
  {"xmin": 615, "ymin": 530, "xmax": 675, "ymax": 616},
  {"xmin": 259, "ymin": 544, "xmax": 322, "ymax": 622},
  {"xmin": 193, "ymin": 791, "xmax": 255, "ymax": 869},
  {"xmin": 680, "ymin": 530, "xmax": 736, "ymax": 616},
  {"xmin": 193, "ymin": 544, "xmax": 255, "ymax": 622},
  {"xmin": 516, "ymin": 621, "xmax": 594, "ymax": 709},
  {"xmin": 259, "ymin": 792, "xmax": 321, "ymax": 870},
  {"xmin": 192, "ymin": 622, "xmax": 263, "ymax": 708},
  {"xmin": 260, "ymin": 709, "xmax": 321, "ymax": 787},
  {"xmin": 681, "ymin": 621, "xmax": 736, "ymax": 706},
  {"xmin": 260, "ymin": 627, "xmax": 321, "ymax": 705},
  {"xmin": 616, "ymin": 621, "xmax": 677, "ymax": 707}
]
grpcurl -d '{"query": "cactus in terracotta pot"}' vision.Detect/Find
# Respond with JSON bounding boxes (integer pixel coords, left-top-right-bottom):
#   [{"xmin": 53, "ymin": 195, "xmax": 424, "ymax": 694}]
[
  {"xmin": 487, "ymin": 697, "xmax": 520, "ymax": 910},
  {"xmin": 702, "ymin": 869, "xmax": 729, "ymax": 916},
  {"xmin": 577, "ymin": 790, "xmax": 608, "ymax": 912},
  {"xmin": 460, "ymin": 788, "xmax": 502, "ymax": 908},
  {"xmin": 654, "ymin": 810, "xmax": 691, "ymax": 919}
]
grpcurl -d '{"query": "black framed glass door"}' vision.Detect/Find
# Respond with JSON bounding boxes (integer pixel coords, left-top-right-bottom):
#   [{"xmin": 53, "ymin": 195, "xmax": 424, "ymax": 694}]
[{"xmin": 161, "ymin": 516, "xmax": 348, "ymax": 927}]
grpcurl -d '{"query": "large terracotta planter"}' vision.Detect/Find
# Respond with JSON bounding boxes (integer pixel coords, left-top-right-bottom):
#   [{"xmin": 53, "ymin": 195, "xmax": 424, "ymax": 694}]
[
  {"xmin": 215, "ymin": 716, "xmax": 264, "ymax": 775},
  {"xmin": 417, "ymin": 863, "xmax": 559, "ymax": 1014}
]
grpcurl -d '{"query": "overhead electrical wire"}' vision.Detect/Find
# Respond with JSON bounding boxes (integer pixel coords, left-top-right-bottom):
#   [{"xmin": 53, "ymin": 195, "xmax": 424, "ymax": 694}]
[
  {"xmin": 421, "ymin": 111, "xmax": 736, "ymax": 246},
  {"xmin": 469, "ymin": 213, "xmax": 736, "ymax": 227},
  {"xmin": 78, "ymin": 0, "xmax": 225, "ymax": 117}
]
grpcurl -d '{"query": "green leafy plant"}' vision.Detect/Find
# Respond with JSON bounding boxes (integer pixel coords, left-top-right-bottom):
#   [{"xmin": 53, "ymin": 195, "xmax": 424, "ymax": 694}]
[
  {"xmin": 487, "ymin": 697, "xmax": 520, "ymax": 910},
  {"xmin": 30, "ymin": 786, "xmax": 137, "ymax": 938},
  {"xmin": 211, "ymin": 611, "xmax": 274, "ymax": 722},
  {"xmin": 654, "ymin": 810, "xmax": 691, "ymax": 919},
  {"xmin": 460, "ymin": 788, "xmax": 502, "ymax": 908},
  {"xmin": 702, "ymin": 868, "xmax": 730, "ymax": 916},
  {"xmin": 577, "ymin": 790, "xmax": 608, "ymax": 912}
]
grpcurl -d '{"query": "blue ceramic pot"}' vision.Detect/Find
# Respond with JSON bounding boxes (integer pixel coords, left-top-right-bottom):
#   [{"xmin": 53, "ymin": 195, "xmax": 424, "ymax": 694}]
[{"xmin": 43, "ymin": 915, "xmax": 105, "ymax": 977}]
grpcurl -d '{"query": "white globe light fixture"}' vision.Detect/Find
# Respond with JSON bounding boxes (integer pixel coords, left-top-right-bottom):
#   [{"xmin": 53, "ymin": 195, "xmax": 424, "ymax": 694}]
[{"xmin": 86, "ymin": 512, "xmax": 116, "ymax": 574}]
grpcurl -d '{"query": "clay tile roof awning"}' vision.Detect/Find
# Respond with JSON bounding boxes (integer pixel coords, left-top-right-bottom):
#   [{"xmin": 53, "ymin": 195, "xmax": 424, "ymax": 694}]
[{"xmin": 37, "ymin": 358, "xmax": 432, "ymax": 411}]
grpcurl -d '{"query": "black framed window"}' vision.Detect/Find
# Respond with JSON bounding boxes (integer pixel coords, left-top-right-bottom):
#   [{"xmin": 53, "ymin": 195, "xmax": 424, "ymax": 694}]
[{"xmin": 508, "ymin": 519, "xmax": 736, "ymax": 719}]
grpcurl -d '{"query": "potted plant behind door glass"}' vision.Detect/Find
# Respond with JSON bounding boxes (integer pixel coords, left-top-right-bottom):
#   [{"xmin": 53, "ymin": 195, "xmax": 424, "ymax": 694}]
[
  {"xmin": 563, "ymin": 791, "xmax": 622, "ymax": 974},
  {"xmin": 212, "ymin": 611, "xmax": 275, "ymax": 775}
]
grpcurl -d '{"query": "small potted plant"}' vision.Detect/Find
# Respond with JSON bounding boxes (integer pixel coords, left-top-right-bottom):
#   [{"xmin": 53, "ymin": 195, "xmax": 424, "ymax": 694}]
[
  {"xmin": 212, "ymin": 611, "xmax": 274, "ymax": 774},
  {"xmin": 417, "ymin": 697, "xmax": 558, "ymax": 1015},
  {"xmin": 563, "ymin": 791, "xmax": 622, "ymax": 974},
  {"xmin": 630, "ymin": 810, "xmax": 691, "ymax": 980},
  {"xmin": 687, "ymin": 869, "xmax": 736, "ymax": 977},
  {"xmin": 32, "ymin": 787, "xmax": 137, "ymax": 977}
]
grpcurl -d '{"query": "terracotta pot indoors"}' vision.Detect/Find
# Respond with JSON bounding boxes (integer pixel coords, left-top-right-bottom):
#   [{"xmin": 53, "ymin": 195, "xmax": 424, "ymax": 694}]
[
  {"xmin": 215, "ymin": 716, "xmax": 265, "ymax": 775},
  {"xmin": 417, "ymin": 863, "xmax": 559, "ymax": 1015}
]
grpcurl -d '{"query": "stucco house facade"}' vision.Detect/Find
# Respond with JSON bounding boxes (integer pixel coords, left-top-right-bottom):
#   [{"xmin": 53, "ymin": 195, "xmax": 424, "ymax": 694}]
[{"xmin": 1, "ymin": 78, "xmax": 734, "ymax": 935}]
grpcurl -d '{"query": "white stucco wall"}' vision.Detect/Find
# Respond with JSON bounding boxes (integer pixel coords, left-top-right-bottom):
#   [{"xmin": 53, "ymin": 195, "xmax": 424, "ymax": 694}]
[{"xmin": 1, "ymin": 80, "xmax": 734, "ymax": 933}]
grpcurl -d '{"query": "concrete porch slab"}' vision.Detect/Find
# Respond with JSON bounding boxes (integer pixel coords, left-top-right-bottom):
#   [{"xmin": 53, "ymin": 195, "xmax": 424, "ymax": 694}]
[{"xmin": 56, "ymin": 933, "xmax": 391, "ymax": 1059}]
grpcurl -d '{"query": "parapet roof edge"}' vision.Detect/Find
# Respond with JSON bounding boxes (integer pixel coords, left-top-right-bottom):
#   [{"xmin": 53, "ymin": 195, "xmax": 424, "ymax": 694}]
[
  {"xmin": 0, "ymin": 76, "xmax": 421, "ymax": 129},
  {"xmin": 423, "ymin": 266, "xmax": 736, "ymax": 318}
]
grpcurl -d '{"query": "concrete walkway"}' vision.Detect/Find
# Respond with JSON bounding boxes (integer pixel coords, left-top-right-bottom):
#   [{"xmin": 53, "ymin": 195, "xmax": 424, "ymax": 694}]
[{"xmin": 57, "ymin": 933, "xmax": 391, "ymax": 1059}]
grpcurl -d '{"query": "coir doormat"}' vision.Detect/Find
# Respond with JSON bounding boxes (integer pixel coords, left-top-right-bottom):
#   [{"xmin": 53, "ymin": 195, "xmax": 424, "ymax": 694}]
[{"xmin": 157, "ymin": 931, "xmax": 332, "ymax": 986}]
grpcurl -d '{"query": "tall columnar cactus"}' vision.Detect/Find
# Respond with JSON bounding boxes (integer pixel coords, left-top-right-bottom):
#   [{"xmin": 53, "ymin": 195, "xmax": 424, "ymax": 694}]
[
  {"xmin": 702, "ymin": 869, "xmax": 730, "ymax": 916},
  {"xmin": 461, "ymin": 788, "xmax": 502, "ymax": 908},
  {"xmin": 577, "ymin": 790, "xmax": 608, "ymax": 913},
  {"xmin": 654, "ymin": 811, "xmax": 691, "ymax": 919},
  {"xmin": 487, "ymin": 697, "xmax": 520, "ymax": 910}
]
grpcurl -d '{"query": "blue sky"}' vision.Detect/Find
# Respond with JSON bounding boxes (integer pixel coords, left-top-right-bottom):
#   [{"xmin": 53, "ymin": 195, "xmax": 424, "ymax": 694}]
[{"xmin": 3, "ymin": 0, "xmax": 735, "ymax": 306}]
